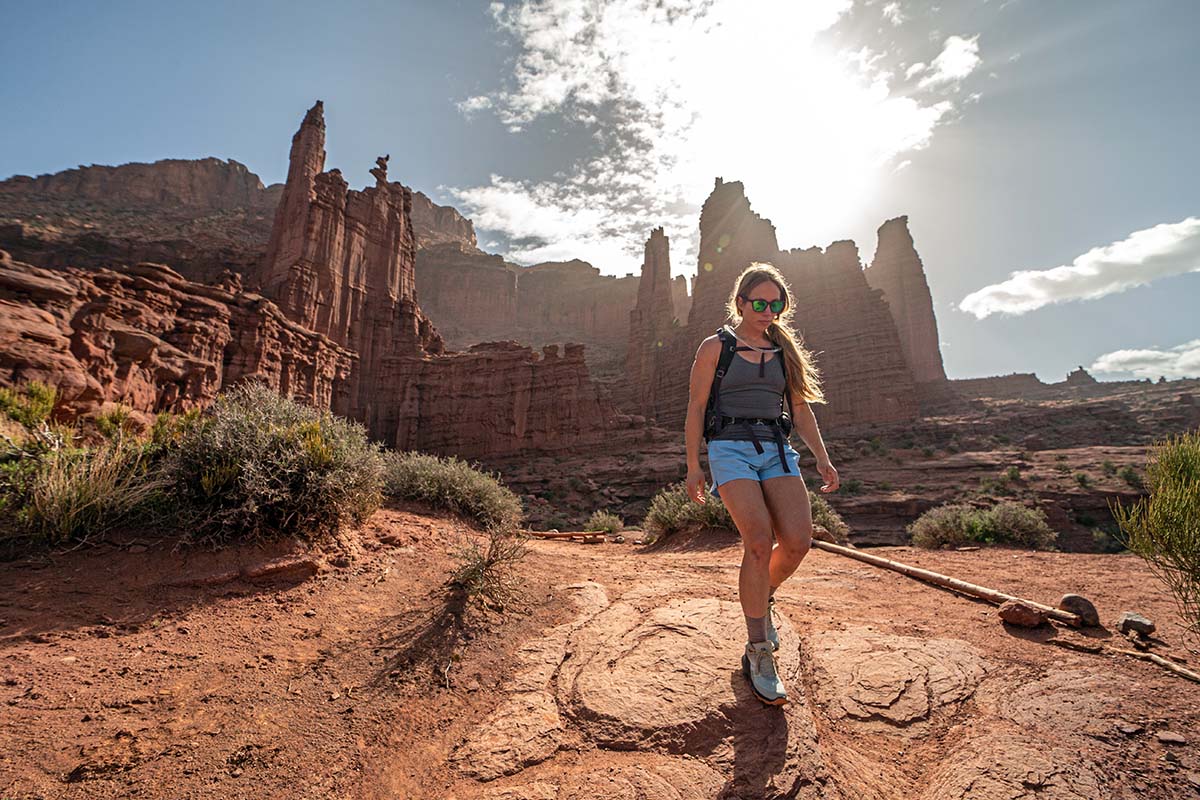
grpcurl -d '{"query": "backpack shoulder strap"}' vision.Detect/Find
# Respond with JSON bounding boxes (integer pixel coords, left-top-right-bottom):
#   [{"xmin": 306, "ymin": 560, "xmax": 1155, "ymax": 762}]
[{"xmin": 707, "ymin": 326, "xmax": 738, "ymax": 411}]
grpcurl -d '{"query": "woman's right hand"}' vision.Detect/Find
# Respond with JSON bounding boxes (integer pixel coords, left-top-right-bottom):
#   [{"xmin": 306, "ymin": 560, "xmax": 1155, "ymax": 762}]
[{"xmin": 686, "ymin": 465, "xmax": 708, "ymax": 504}]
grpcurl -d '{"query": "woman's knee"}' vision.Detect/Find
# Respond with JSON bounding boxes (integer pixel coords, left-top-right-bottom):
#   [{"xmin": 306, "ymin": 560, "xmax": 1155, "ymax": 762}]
[
  {"xmin": 739, "ymin": 524, "xmax": 774, "ymax": 562},
  {"xmin": 777, "ymin": 525, "xmax": 813, "ymax": 560}
]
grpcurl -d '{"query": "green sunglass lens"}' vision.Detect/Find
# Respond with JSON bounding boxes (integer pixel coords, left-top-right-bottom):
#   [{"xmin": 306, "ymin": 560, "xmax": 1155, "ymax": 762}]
[{"xmin": 750, "ymin": 299, "xmax": 785, "ymax": 313}]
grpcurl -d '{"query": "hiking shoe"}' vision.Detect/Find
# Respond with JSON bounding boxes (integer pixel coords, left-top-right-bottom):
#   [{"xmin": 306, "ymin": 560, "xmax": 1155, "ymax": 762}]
[
  {"xmin": 742, "ymin": 640, "xmax": 788, "ymax": 705},
  {"xmin": 766, "ymin": 596, "xmax": 780, "ymax": 652}
]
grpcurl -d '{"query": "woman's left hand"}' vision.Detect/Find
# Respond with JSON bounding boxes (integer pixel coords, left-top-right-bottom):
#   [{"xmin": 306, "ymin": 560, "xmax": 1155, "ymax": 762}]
[{"xmin": 816, "ymin": 460, "xmax": 839, "ymax": 493}]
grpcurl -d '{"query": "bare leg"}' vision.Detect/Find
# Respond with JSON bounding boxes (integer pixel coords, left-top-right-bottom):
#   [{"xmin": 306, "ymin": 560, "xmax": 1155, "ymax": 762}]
[
  {"xmin": 717, "ymin": 478, "xmax": 775, "ymax": 619},
  {"xmin": 761, "ymin": 475, "xmax": 814, "ymax": 591}
]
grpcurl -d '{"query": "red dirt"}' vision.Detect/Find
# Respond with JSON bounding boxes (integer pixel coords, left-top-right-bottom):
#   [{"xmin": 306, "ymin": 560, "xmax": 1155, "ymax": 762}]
[{"xmin": 1, "ymin": 506, "xmax": 1197, "ymax": 799}]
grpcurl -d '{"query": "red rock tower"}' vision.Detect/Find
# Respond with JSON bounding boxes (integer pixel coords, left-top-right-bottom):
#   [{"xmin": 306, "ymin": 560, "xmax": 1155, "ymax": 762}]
[
  {"xmin": 626, "ymin": 227, "xmax": 676, "ymax": 415},
  {"xmin": 866, "ymin": 216, "xmax": 947, "ymax": 383}
]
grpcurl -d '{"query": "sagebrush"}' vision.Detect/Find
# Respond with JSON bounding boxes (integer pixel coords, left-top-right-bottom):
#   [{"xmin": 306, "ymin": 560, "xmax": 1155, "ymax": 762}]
[
  {"xmin": 383, "ymin": 451, "xmax": 523, "ymax": 533},
  {"xmin": 908, "ymin": 501, "xmax": 1057, "ymax": 549},
  {"xmin": 166, "ymin": 382, "xmax": 384, "ymax": 545}
]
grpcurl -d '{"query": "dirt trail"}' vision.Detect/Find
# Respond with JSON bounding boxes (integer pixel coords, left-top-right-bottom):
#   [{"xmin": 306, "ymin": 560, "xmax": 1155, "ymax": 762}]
[{"xmin": 1, "ymin": 507, "xmax": 1198, "ymax": 799}]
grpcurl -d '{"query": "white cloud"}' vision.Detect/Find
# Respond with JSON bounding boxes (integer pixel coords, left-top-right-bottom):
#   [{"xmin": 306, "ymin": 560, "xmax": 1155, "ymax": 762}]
[
  {"xmin": 882, "ymin": 2, "xmax": 904, "ymax": 25},
  {"xmin": 905, "ymin": 61, "xmax": 927, "ymax": 79},
  {"xmin": 1092, "ymin": 339, "xmax": 1200, "ymax": 380},
  {"xmin": 453, "ymin": 0, "xmax": 980, "ymax": 274},
  {"xmin": 959, "ymin": 217, "xmax": 1200, "ymax": 318},
  {"xmin": 456, "ymin": 95, "xmax": 494, "ymax": 116},
  {"xmin": 918, "ymin": 34, "xmax": 981, "ymax": 88}
]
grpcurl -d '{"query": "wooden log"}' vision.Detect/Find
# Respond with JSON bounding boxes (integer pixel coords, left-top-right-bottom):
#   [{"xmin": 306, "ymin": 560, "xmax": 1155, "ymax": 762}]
[
  {"xmin": 1108, "ymin": 648, "xmax": 1200, "ymax": 683},
  {"xmin": 810, "ymin": 541, "xmax": 1082, "ymax": 627},
  {"xmin": 526, "ymin": 531, "xmax": 605, "ymax": 543}
]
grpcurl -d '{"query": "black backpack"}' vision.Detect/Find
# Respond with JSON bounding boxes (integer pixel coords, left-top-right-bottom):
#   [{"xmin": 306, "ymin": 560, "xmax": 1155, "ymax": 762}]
[{"xmin": 703, "ymin": 325, "xmax": 796, "ymax": 471}]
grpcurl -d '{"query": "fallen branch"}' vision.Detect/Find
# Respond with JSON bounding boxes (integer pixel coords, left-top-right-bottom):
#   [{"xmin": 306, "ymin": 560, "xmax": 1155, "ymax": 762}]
[
  {"xmin": 525, "ymin": 531, "xmax": 605, "ymax": 544},
  {"xmin": 1108, "ymin": 647, "xmax": 1200, "ymax": 683},
  {"xmin": 810, "ymin": 541, "xmax": 1082, "ymax": 626}
]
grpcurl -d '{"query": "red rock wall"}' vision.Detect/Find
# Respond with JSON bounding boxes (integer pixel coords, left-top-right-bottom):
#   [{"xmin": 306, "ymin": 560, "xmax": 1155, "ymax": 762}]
[
  {"xmin": 411, "ymin": 191, "xmax": 477, "ymax": 250},
  {"xmin": 865, "ymin": 216, "xmax": 947, "ymax": 383},
  {"xmin": 414, "ymin": 244, "xmax": 518, "ymax": 348},
  {"xmin": 951, "ymin": 373, "xmax": 1047, "ymax": 399},
  {"xmin": 0, "ymin": 251, "xmax": 354, "ymax": 419},
  {"xmin": 0, "ymin": 158, "xmax": 275, "ymax": 211}
]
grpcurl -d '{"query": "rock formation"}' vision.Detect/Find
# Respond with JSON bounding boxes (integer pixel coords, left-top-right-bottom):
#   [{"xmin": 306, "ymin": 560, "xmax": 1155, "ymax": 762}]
[
  {"xmin": 627, "ymin": 178, "xmax": 922, "ymax": 430},
  {"xmin": 1065, "ymin": 365, "xmax": 1098, "ymax": 386},
  {"xmin": 259, "ymin": 103, "xmax": 444, "ymax": 436},
  {"xmin": 625, "ymin": 228, "xmax": 678, "ymax": 416},
  {"xmin": 410, "ymin": 191, "xmax": 477, "ymax": 250},
  {"xmin": 865, "ymin": 216, "xmax": 947, "ymax": 383},
  {"xmin": 0, "ymin": 251, "xmax": 354, "ymax": 420},
  {"xmin": 0, "ymin": 157, "xmax": 276, "ymax": 211},
  {"xmin": 0, "ymin": 102, "xmax": 638, "ymax": 460}
]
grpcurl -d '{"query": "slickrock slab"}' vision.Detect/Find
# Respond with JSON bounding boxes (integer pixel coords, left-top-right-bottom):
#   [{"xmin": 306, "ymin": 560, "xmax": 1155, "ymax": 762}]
[
  {"xmin": 919, "ymin": 730, "xmax": 1104, "ymax": 800},
  {"xmin": 451, "ymin": 582, "xmax": 609, "ymax": 781},
  {"xmin": 806, "ymin": 627, "xmax": 988, "ymax": 730},
  {"xmin": 469, "ymin": 753, "xmax": 726, "ymax": 800}
]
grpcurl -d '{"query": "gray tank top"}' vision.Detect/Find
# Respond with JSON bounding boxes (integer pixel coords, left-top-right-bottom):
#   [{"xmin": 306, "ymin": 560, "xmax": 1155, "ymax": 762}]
[{"xmin": 711, "ymin": 350, "xmax": 787, "ymax": 442}]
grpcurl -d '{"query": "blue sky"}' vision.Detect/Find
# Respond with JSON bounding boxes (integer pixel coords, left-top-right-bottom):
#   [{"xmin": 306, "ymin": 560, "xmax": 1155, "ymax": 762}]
[{"xmin": 2, "ymin": 0, "xmax": 1197, "ymax": 382}]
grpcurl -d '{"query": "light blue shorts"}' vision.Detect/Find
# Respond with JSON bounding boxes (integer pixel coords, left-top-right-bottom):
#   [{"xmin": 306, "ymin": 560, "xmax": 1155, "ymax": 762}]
[{"xmin": 707, "ymin": 438, "xmax": 803, "ymax": 497}]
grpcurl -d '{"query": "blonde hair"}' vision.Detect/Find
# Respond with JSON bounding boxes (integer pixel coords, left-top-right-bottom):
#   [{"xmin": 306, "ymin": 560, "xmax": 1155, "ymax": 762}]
[{"xmin": 725, "ymin": 263, "xmax": 826, "ymax": 405}]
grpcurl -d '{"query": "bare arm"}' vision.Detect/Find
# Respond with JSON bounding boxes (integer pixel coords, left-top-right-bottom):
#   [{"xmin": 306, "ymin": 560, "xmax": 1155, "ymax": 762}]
[
  {"xmin": 685, "ymin": 336, "xmax": 721, "ymax": 503},
  {"xmin": 792, "ymin": 400, "xmax": 840, "ymax": 492}
]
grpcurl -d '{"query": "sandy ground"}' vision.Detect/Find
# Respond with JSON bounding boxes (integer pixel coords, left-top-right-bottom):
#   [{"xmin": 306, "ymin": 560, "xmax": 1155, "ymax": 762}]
[{"xmin": 1, "ymin": 506, "xmax": 1197, "ymax": 799}]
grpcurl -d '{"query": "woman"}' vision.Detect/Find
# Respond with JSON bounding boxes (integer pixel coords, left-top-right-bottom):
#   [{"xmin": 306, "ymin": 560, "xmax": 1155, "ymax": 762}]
[{"xmin": 685, "ymin": 263, "xmax": 839, "ymax": 706}]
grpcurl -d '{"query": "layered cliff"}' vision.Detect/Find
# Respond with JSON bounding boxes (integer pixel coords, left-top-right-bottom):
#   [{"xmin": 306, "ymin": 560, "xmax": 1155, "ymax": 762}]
[
  {"xmin": 865, "ymin": 216, "xmax": 947, "ymax": 383},
  {"xmin": 0, "ymin": 250, "xmax": 354, "ymax": 420}
]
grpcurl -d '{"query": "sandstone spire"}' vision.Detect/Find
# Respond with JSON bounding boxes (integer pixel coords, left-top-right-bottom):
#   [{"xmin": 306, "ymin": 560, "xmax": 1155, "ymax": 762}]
[
  {"xmin": 626, "ymin": 227, "xmax": 676, "ymax": 414},
  {"xmin": 866, "ymin": 216, "xmax": 947, "ymax": 383}
]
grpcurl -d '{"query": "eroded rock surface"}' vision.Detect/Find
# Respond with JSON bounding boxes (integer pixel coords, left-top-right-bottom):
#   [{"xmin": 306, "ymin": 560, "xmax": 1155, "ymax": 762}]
[{"xmin": 806, "ymin": 627, "xmax": 988, "ymax": 730}]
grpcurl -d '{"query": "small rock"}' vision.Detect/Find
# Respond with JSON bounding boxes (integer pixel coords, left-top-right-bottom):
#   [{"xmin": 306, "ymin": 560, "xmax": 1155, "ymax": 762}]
[
  {"xmin": 303, "ymin": 609, "xmax": 317, "ymax": 618},
  {"xmin": 128, "ymin": 544, "xmax": 147, "ymax": 554},
  {"xmin": 1118, "ymin": 612, "xmax": 1156, "ymax": 636},
  {"xmin": 1185, "ymin": 771, "xmax": 1200, "ymax": 788},
  {"xmin": 1157, "ymin": 731, "xmax": 1187, "ymax": 745},
  {"xmin": 1163, "ymin": 752, "xmax": 1181, "ymax": 764},
  {"xmin": 999, "ymin": 599, "xmax": 1048, "ymax": 627},
  {"xmin": 1058, "ymin": 594, "xmax": 1100, "ymax": 627},
  {"xmin": 331, "ymin": 555, "xmax": 351, "ymax": 568},
  {"xmin": 955, "ymin": 546, "xmax": 980, "ymax": 552},
  {"xmin": 1116, "ymin": 721, "xmax": 1144, "ymax": 736},
  {"xmin": 329, "ymin": 692, "xmax": 340, "ymax": 701},
  {"xmin": 612, "ymin": 534, "xmax": 625, "ymax": 544}
]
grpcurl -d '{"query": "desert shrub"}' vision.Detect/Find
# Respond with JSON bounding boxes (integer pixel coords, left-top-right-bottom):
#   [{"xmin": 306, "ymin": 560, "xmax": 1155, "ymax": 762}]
[
  {"xmin": 1111, "ymin": 430, "xmax": 1200, "ymax": 635},
  {"xmin": 1006, "ymin": 466, "xmax": 1021, "ymax": 481},
  {"xmin": 383, "ymin": 451, "xmax": 522, "ymax": 533},
  {"xmin": 449, "ymin": 526, "xmax": 529, "ymax": 609},
  {"xmin": 909, "ymin": 501, "xmax": 1057, "ymax": 550},
  {"xmin": 585, "ymin": 510, "xmax": 623, "ymax": 535},
  {"xmin": 95, "ymin": 405, "xmax": 137, "ymax": 439},
  {"xmin": 1102, "ymin": 460, "xmax": 1117, "ymax": 476},
  {"xmin": 1074, "ymin": 472, "xmax": 1091, "ymax": 488},
  {"xmin": 0, "ymin": 381, "xmax": 57, "ymax": 428},
  {"xmin": 1117, "ymin": 464, "xmax": 1144, "ymax": 490},
  {"xmin": 842, "ymin": 478, "xmax": 865, "ymax": 495},
  {"xmin": 167, "ymin": 383, "xmax": 384, "ymax": 545},
  {"xmin": 811, "ymin": 494, "xmax": 850, "ymax": 544},
  {"xmin": 22, "ymin": 437, "xmax": 166, "ymax": 545},
  {"xmin": 921, "ymin": 446, "xmax": 936, "ymax": 458},
  {"xmin": 643, "ymin": 482, "xmax": 733, "ymax": 541},
  {"xmin": 642, "ymin": 482, "xmax": 850, "ymax": 545}
]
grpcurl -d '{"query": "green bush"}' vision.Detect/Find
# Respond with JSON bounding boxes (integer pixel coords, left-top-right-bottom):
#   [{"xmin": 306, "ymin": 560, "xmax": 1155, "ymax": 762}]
[
  {"xmin": 1102, "ymin": 460, "xmax": 1117, "ymax": 476},
  {"xmin": 1117, "ymin": 464, "xmax": 1144, "ymax": 490},
  {"xmin": 909, "ymin": 501, "xmax": 1057, "ymax": 550},
  {"xmin": 842, "ymin": 478, "xmax": 864, "ymax": 495},
  {"xmin": 96, "ymin": 405, "xmax": 136, "ymax": 439},
  {"xmin": 0, "ymin": 381, "xmax": 57, "ymax": 428},
  {"xmin": 1075, "ymin": 472, "xmax": 1091, "ymax": 488},
  {"xmin": 1111, "ymin": 430, "xmax": 1200, "ymax": 635},
  {"xmin": 167, "ymin": 383, "xmax": 384, "ymax": 545},
  {"xmin": 1, "ymin": 431, "xmax": 166, "ymax": 547},
  {"xmin": 585, "ymin": 510, "xmax": 623, "ymax": 534},
  {"xmin": 1006, "ymin": 466, "xmax": 1021, "ymax": 481},
  {"xmin": 383, "ymin": 451, "xmax": 523, "ymax": 533}
]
